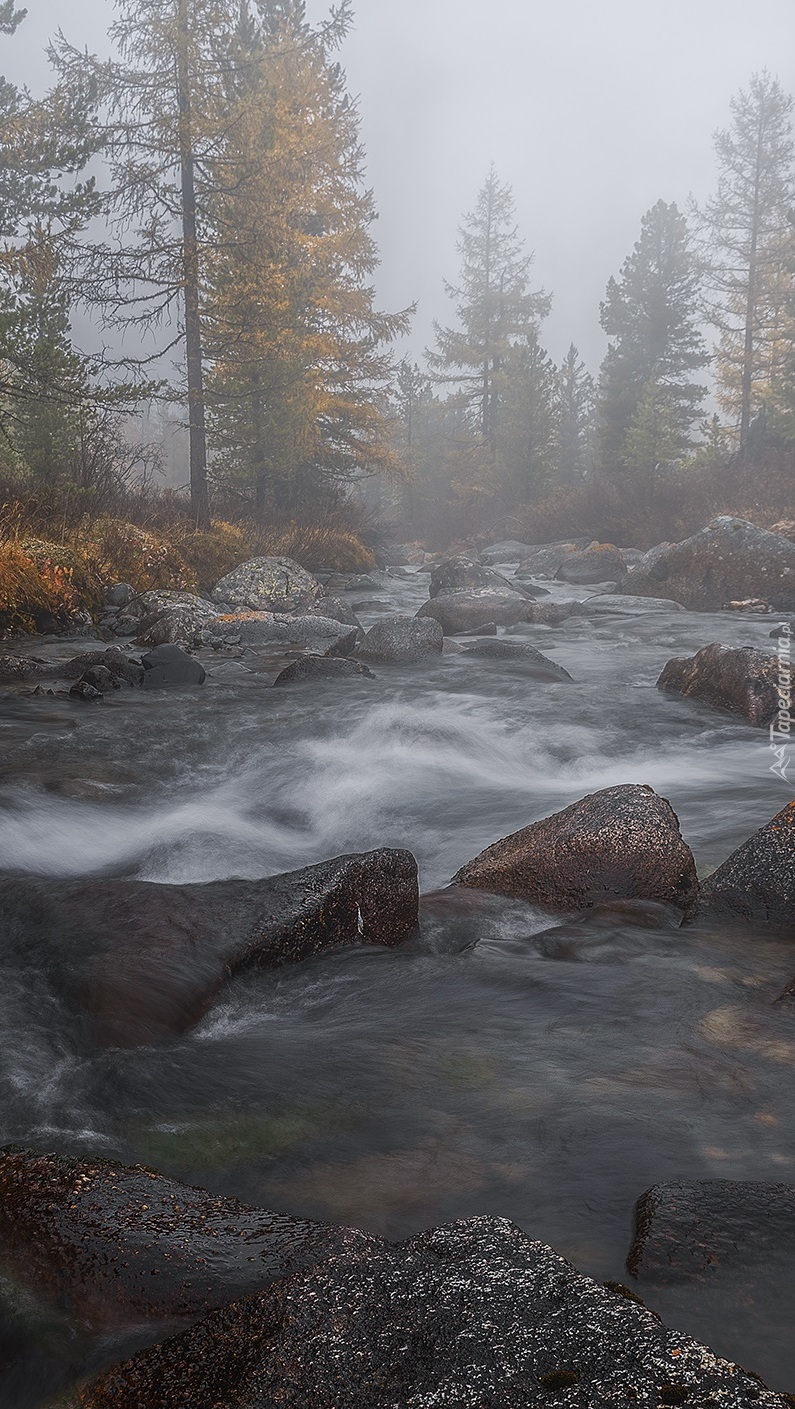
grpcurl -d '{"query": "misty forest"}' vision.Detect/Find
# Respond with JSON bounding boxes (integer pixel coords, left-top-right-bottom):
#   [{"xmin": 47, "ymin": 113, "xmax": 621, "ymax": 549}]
[{"xmin": 2, "ymin": 0, "xmax": 795, "ymax": 1406}]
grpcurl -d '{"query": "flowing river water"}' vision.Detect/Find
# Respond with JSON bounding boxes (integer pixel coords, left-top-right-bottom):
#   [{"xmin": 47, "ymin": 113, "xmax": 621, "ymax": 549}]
[{"xmin": 1, "ymin": 563, "xmax": 795, "ymax": 1400}]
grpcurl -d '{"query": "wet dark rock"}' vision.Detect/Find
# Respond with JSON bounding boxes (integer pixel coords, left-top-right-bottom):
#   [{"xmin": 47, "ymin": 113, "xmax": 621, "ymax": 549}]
[
  {"xmin": 323, "ymin": 572, "xmax": 383, "ymax": 594},
  {"xmin": 106, "ymin": 613, "xmax": 139, "ymax": 637},
  {"xmin": 357, "ymin": 614, "xmax": 443, "ymax": 664},
  {"xmin": 698, "ymin": 801, "xmax": 795, "ymax": 933},
  {"xmin": 458, "ymin": 622, "xmax": 498, "ymax": 636},
  {"xmin": 211, "ymin": 557, "xmax": 322, "ymax": 615},
  {"xmin": 622, "ymin": 517, "xmax": 795, "ymax": 611},
  {"xmin": 79, "ymin": 666, "xmax": 121, "ymax": 693},
  {"xmin": 417, "ymin": 588, "xmax": 535, "ymax": 634},
  {"xmin": 141, "ymin": 644, "xmax": 206, "ymax": 688},
  {"xmin": 64, "ymin": 1215, "xmax": 787, "ymax": 1409},
  {"xmin": 429, "ymin": 555, "xmax": 544, "ymax": 601},
  {"xmin": 273, "ymin": 656, "xmax": 375, "ymax": 686},
  {"xmin": 0, "ymin": 1148, "xmax": 381, "ymax": 1330},
  {"xmin": 452, "ymin": 784, "xmax": 698, "ymax": 917},
  {"xmin": 628, "ymin": 1179, "xmax": 795, "ymax": 1284},
  {"xmin": 460, "ymin": 638, "xmax": 572, "ymax": 680},
  {"xmin": 0, "ymin": 849, "xmax": 420, "ymax": 1045},
  {"xmin": 0, "ymin": 655, "xmax": 49, "ymax": 683},
  {"xmin": 304, "ymin": 595, "xmax": 362, "ymax": 630},
  {"xmin": 524, "ymin": 600, "xmax": 580, "ymax": 626},
  {"xmin": 104, "ymin": 583, "xmax": 135, "ymax": 609},
  {"xmin": 204, "ymin": 613, "xmax": 358, "ymax": 656},
  {"xmin": 657, "ymin": 643, "xmax": 780, "ymax": 727},
  {"xmin": 556, "ymin": 542, "xmax": 626, "ymax": 584},
  {"xmin": 62, "ymin": 649, "xmax": 144, "ymax": 687},
  {"xmin": 68, "ymin": 681, "xmax": 104, "ymax": 703}
]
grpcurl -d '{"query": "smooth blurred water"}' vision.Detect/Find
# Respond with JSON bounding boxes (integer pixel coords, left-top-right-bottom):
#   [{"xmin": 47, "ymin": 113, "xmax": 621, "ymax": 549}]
[{"xmin": 1, "ymin": 566, "xmax": 795, "ymax": 1396}]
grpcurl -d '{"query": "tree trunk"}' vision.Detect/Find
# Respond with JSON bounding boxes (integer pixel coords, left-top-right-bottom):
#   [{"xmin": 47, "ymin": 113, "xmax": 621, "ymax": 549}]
[{"xmin": 176, "ymin": 0, "xmax": 210, "ymax": 530}]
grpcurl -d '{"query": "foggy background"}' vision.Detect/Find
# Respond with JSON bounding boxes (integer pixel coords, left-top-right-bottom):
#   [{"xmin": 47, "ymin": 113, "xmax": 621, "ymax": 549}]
[{"xmin": 7, "ymin": 0, "xmax": 795, "ymax": 371}]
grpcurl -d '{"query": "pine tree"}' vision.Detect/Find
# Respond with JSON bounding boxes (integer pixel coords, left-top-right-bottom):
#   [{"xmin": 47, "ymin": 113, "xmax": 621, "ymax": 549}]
[
  {"xmin": 558, "ymin": 344, "xmax": 595, "ymax": 482},
  {"xmin": 598, "ymin": 199, "xmax": 707, "ymax": 482},
  {"xmin": 204, "ymin": 0, "xmax": 408, "ymax": 519},
  {"xmin": 428, "ymin": 168, "xmax": 550, "ymax": 451},
  {"xmin": 700, "ymin": 71, "xmax": 795, "ymax": 452},
  {"xmin": 497, "ymin": 335, "xmax": 561, "ymax": 503}
]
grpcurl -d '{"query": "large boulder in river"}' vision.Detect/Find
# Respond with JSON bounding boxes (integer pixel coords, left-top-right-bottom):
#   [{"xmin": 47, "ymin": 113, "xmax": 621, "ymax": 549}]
[
  {"xmin": 0, "ymin": 1149, "xmax": 380, "ymax": 1330},
  {"xmin": 273, "ymin": 656, "xmax": 374, "ymax": 686},
  {"xmin": 452, "ymin": 784, "xmax": 698, "ymax": 917},
  {"xmin": 211, "ymin": 556, "xmax": 322, "ymax": 615},
  {"xmin": 357, "ymin": 614, "xmax": 443, "ymax": 664},
  {"xmin": 134, "ymin": 599, "xmax": 218, "ymax": 649},
  {"xmin": 62, "ymin": 648, "xmax": 144, "ymax": 686},
  {"xmin": 657, "ymin": 642, "xmax": 781, "ymax": 727},
  {"xmin": 697, "ymin": 801, "xmax": 795, "ymax": 933},
  {"xmin": 622, "ymin": 517, "xmax": 795, "ymax": 611},
  {"xmin": 124, "ymin": 589, "xmax": 213, "ymax": 622},
  {"xmin": 0, "ymin": 849, "xmax": 419, "ymax": 1046},
  {"xmin": 556, "ymin": 542, "xmax": 626, "ymax": 584},
  {"xmin": 417, "ymin": 588, "xmax": 535, "ymax": 634},
  {"xmin": 429, "ymin": 555, "xmax": 542, "ymax": 600},
  {"xmin": 460, "ymin": 638, "xmax": 572, "ymax": 680},
  {"xmin": 478, "ymin": 539, "xmax": 537, "ymax": 564},
  {"xmin": 140, "ymin": 644, "xmax": 206, "ymax": 688},
  {"xmin": 514, "ymin": 541, "xmax": 587, "ymax": 579},
  {"xmin": 63, "ymin": 1215, "xmax": 787, "ymax": 1409}
]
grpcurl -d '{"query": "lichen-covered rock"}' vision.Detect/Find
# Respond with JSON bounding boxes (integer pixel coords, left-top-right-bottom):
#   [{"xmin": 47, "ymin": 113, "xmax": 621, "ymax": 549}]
[
  {"xmin": 204, "ymin": 613, "xmax": 358, "ymax": 656},
  {"xmin": 0, "ymin": 849, "xmax": 420, "ymax": 1045},
  {"xmin": 64, "ymin": 1215, "xmax": 789, "ymax": 1408},
  {"xmin": 124, "ymin": 590, "xmax": 213, "ymax": 622},
  {"xmin": 460, "ymin": 638, "xmax": 572, "ymax": 680},
  {"xmin": 622, "ymin": 517, "xmax": 795, "ymax": 611},
  {"xmin": 304, "ymin": 595, "xmax": 362, "ymax": 630},
  {"xmin": 452, "ymin": 784, "xmax": 698, "ymax": 916},
  {"xmin": 273, "ymin": 656, "xmax": 375, "ymax": 686},
  {"xmin": 357, "ymin": 615, "xmax": 443, "ymax": 664},
  {"xmin": 628, "ymin": 1179, "xmax": 795, "ymax": 1285},
  {"xmin": 416, "ymin": 589, "xmax": 535, "ymax": 634},
  {"xmin": 697, "ymin": 801, "xmax": 795, "ymax": 932},
  {"xmin": 657, "ymin": 643, "xmax": 781, "ymax": 727},
  {"xmin": 211, "ymin": 557, "xmax": 322, "ymax": 615},
  {"xmin": 134, "ymin": 599, "xmax": 218, "ymax": 649},
  {"xmin": 0, "ymin": 655, "xmax": 49, "ymax": 683},
  {"xmin": 0, "ymin": 1149, "xmax": 380, "ymax": 1330},
  {"xmin": 556, "ymin": 542, "xmax": 626, "ymax": 584},
  {"xmin": 429, "ymin": 556, "xmax": 542, "ymax": 601}
]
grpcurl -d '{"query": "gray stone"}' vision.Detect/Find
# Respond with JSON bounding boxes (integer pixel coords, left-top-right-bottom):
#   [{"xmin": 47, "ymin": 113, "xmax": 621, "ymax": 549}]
[
  {"xmin": 68, "ymin": 680, "xmax": 103, "ymax": 702},
  {"xmin": 0, "ymin": 655, "xmax": 48, "ymax": 684},
  {"xmin": 417, "ymin": 589, "xmax": 535, "ymax": 634},
  {"xmin": 515, "ymin": 541, "xmax": 587, "ymax": 578},
  {"xmin": 479, "ymin": 539, "xmax": 537, "ymax": 563},
  {"xmin": 205, "ymin": 613, "xmax": 358, "ymax": 656},
  {"xmin": 657, "ymin": 643, "xmax": 781, "ymax": 727},
  {"xmin": 141, "ymin": 644, "xmax": 206, "ymax": 688},
  {"xmin": 104, "ymin": 583, "xmax": 135, "ymax": 608},
  {"xmin": 622, "ymin": 517, "xmax": 795, "ymax": 611},
  {"xmin": 461, "ymin": 638, "xmax": 572, "ymax": 680},
  {"xmin": 557, "ymin": 543, "xmax": 626, "ymax": 584},
  {"xmin": 357, "ymin": 615, "xmax": 443, "ymax": 664},
  {"xmin": 628, "ymin": 1179, "xmax": 795, "ymax": 1284},
  {"xmin": 68, "ymin": 1215, "xmax": 788, "ymax": 1409},
  {"xmin": 452, "ymin": 784, "xmax": 698, "ymax": 917},
  {"xmin": 273, "ymin": 656, "xmax": 375, "ymax": 686},
  {"xmin": 62, "ymin": 649, "xmax": 144, "ymax": 686},
  {"xmin": 576, "ymin": 594, "xmax": 685, "ymax": 615},
  {"xmin": 212, "ymin": 557, "xmax": 322, "ymax": 615},
  {"xmin": 697, "ymin": 802, "xmax": 795, "ymax": 933},
  {"xmin": 135, "ymin": 600, "xmax": 219, "ymax": 649}
]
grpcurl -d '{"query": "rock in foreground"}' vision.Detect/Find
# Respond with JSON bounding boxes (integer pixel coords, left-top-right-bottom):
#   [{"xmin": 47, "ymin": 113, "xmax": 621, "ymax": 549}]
[
  {"xmin": 623, "ymin": 517, "xmax": 795, "ymax": 611},
  {"xmin": 357, "ymin": 615, "xmax": 443, "ymax": 664},
  {"xmin": 452, "ymin": 784, "xmax": 698, "ymax": 916},
  {"xmin": 460, "ymin": 638, "xmax": 572, "ymax": 680},
  {"xmin": 65, "ymin": 1216, "xmax": 788, "ymax": 1408},
  {"xmin": 0, "ymin": 1149, "xmax": 380, "ymax": 1330},
  {"xmin": 0, "ymin": 849, "xmax": 419, "ymax": 1045},
  {"xmin": 697, "ymin": 801, "xmax": 795, "ymax": 932},
  {"xmin": 628, "ymin": 1178, "xmax": 795, "ymax": 1284},
  {"xmin": 657, "ymin": 642, "xmax": 781, "ymax": 727}
]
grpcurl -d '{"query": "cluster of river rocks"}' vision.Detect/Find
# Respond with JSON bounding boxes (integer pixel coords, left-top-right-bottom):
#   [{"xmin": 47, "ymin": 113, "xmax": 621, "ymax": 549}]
[{"xmin": 3, "ymin": 514, "xmax": 795, "ymax": 1404}]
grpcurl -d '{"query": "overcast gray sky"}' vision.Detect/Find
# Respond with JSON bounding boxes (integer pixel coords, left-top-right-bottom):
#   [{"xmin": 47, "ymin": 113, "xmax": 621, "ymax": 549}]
[{"xmin": 9, "ymin": 0, "xmax": 795, "ymax": 373}]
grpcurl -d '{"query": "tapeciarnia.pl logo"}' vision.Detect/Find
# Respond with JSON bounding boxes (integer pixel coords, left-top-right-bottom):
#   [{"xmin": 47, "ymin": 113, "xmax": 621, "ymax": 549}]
[{"xmin": 770, "ymin": 622, "xmax": 793, "ymax": 782}]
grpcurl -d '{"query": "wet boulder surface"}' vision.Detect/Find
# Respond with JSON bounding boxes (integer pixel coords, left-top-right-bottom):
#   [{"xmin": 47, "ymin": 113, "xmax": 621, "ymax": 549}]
[
  {"xmin": 273, "ymin": 655, "xmax": 375, "ymax": 685},
  {"xmin": 428, "ymin": 555, "xmax": 544, "ymax": 601},
  {"xmin": 211, "ymin": 556, "xmax": 322, "ymax": 615},
  {"xmin": 61, "ymin": 649, "xmax": 144, "ymax": 687},
  {"xmin": 622, "ymin": 517, "xmax": 795, "ymax": 611},
  {"xmin": 0, "ymin": 1148, "xmax": 381, "ymax": 1330},
  {"xmin": 452, "ymin": 784, "xmax": 699, "ymax": 917},
  {"xmin": 60, "ymin": 1215, "xmax": 789, "ymax": 1409},
  {"xmin": 459, "ymin": 637, "xmax": 572, "ymax": 680},
  {"xmin": 697, "ymin": 801, "xmax": 795, "ymax": 933},
  {"xmin": 628, "ymin": 1179, "xmax": 795, "ymax": 1284},
  {"xmin": 416, "ymin": 588, "xmax": 536, "ymax": 634},
  {"xmin": 140, "ymin": 644, "xmax": 207, "ymax": 688},
  {"xmin": 203, "ymin": 611, "xmax": 359, "ymax": 656},
  {"xmin": 133, "ymin": 600, "xmax": 219, "ymax": 649},
  {"xmin": 657, "ymin": 642, "xmax": 781, "ymax": 727},
  {"xmin": 556, "ymin": 542, "xmax": 627, "ymax": 584},
  {"xmin": 0, "ymin": 849, "xmax": 420, "ymax": 1046},
  {"xmin": 357, "ymin": 614, "xmax": 443, "ymax": 664}
]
